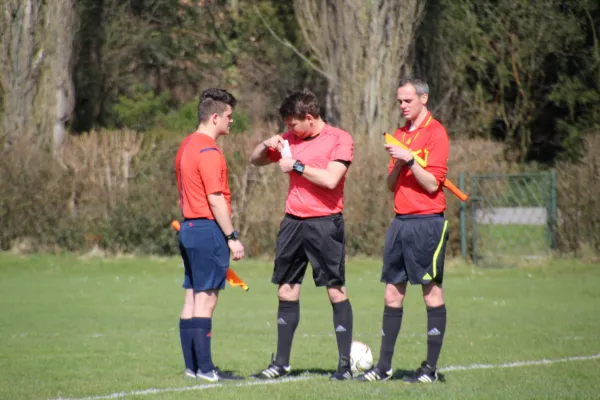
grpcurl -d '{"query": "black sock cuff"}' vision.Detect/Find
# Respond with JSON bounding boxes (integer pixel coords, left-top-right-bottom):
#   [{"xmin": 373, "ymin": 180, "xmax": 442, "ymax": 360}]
[
  {"xmin": 426, "ymin": 304, "xmax": 447, "ymax": 314},
  {"xmin": 179, "ymin": 318, "xmax": 194, "ymax": 329},
  {"xmin": 383, "ymin": 305, "xmax": 403, "ymax": 316},
  {"xmin": 278, "ymin": 300, "xmax": 300, "ymax": 311},
  {"xmin": 331, "ymin": 299, "xmax": 351, "ymax": 311},
  {"xmin": 190, "ymin": 317, "xmax": 212, "ymax": 329}
]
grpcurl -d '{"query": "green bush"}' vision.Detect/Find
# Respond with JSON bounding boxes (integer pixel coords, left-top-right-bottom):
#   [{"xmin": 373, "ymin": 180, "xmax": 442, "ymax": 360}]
[
  {"xmin": 162, "ymin": 102, "xmax": 198, "ymax": 133},
  {"xmin": 112, "ymin": 86, "xmax": 171, "ymax": 131},
  {"xmin": 162, "ymin": 101, "xmax": 251, "ymax": 135}
]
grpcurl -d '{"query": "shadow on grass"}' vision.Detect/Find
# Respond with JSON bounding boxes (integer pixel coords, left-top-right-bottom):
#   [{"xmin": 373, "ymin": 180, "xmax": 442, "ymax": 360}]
[
  {"xmin": 289, "ymin": 368, "xmax": 333, "ymax": 377},
  {"xmin": 392, "ymin": 368, "xmax": 446, "ymax": 382}
]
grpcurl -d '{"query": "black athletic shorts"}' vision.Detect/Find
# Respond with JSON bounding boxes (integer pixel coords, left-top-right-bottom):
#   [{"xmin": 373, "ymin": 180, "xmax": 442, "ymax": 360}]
[
  {"xmin": 272, "ymin": 213, "xmax": 346, "ymax": 287},
  {"xmin": 381, "ymin": 213, "xmax": 449, "ymax": 285}
]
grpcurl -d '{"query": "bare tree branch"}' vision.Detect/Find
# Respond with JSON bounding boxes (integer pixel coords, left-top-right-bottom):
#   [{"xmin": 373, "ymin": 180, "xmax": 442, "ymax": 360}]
[{"xmin": 253, "ymin": 4, "xmax": 332, "ymax": 80}]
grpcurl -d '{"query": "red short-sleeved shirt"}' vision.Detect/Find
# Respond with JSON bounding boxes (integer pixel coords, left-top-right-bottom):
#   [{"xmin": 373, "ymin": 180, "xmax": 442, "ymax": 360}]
[
  {"xmin": 267, "ymin": 124, "xmax": 354, "ymax": 218},
  {"xmin": 388, "ymin": 113, "xmax": 449, "ymax": 215},
  {"xmin": 175, "ymin": 133, "xmax": 231, "ymax": 219}
]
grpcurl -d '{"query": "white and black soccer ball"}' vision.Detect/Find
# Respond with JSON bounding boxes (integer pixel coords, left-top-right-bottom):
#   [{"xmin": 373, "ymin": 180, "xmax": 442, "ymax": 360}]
[{"xmin": 350, "ymin": 341, "xmax": 374, "ymax": 375}]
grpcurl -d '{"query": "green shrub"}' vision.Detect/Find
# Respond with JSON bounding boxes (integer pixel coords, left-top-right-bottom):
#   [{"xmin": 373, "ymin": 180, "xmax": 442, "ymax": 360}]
[
  {"xmin": 112, "ymin": 86, "xmax": 171, "ymax": 131},
  {"xmin": 162, "ymin": 101, "xmax": 251, "ymax": 135}
]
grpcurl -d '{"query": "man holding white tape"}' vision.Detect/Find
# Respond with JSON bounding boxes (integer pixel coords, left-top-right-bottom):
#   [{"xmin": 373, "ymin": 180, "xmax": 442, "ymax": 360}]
[{"xmin": 249, "ymin": 89, "xmax": 355, "ymax": 380}]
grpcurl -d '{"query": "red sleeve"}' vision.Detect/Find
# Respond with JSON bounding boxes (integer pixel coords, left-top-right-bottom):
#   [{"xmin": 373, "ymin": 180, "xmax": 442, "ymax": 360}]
[
  {"xmin": 424, "ymin": 126, "xmax": 449, "ymax": 183},
  {"xmin": 266, "ymin": 147, "xmax": 282, "ymax": 162},
  {"xmin": 331, "ymin": 130, "xmax": 354, "ymax": 163},
  {"xmin": 197, "ymin": 150, "xmax": 225, "ymax": 194}
]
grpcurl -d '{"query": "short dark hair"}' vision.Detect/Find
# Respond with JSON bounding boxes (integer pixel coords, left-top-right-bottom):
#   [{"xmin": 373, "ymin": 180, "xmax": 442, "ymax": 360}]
[
  {"xmin": 398, "ymin": 76, "xmax": 429, "ymax": 96},
  {"xmin": 197, "ymin": 88, "xmax": 237, "ymax": 123},
  {"xmin": 278, "ymin": 89, "xmax": 320, "ymax": 119}
]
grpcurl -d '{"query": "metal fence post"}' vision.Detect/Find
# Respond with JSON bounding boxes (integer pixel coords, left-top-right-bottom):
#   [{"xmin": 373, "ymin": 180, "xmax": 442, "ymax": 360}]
[
  {"xmin": 549, "ymin": 169, "xmax": 557, "ymax": 250},
  {"xmin": 470, "ymin": 177, "xmax": 478, "ymax": 265},
  {"xmin": 459, "ymin": 172, "xmax": 468, "ymax": 260}
]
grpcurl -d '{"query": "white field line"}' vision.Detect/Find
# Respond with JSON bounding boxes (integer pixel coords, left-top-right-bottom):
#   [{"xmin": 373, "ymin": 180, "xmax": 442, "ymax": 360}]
[
  {"xmin": 439, "ymin": 352, "xmax": 600, "ymax": 372},
  {"xmin": 52, "ymin": 376, "xmax": 312, "ymax": 400},
  {"xmin": 51, "ymin": 353, "xmax": 600, "ymax": 400}
]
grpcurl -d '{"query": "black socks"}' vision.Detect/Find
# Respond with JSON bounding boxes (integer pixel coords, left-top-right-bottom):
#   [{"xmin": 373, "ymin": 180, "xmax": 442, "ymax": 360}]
[
  {"xmin": 332, "ymin": 299, "xmax": 353, "ymax": 364},
  {"xmin": 274, "ymin": 300, "xmax": 300, "ymax": 366},
  {"xmin": 426, "ymin": 304, "xmax": 447, "ymax": 369},
  {"xmin": 377, "ymin": 306, "xmax": 404, "ymax": 371}
]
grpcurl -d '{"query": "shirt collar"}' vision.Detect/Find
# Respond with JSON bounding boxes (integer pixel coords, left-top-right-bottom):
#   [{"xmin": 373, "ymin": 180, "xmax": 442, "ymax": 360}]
[{"xmin": 403, "ymin": 112, "xmax": 433, "ymax": 131}]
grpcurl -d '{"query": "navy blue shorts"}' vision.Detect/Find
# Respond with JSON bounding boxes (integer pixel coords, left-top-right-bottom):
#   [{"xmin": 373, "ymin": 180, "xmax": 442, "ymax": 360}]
[
  {"xmin": 178, "ymin": 219, "xmax": 229, "ymax": 292},
  {"xmin": 381, "ymin": 214, "xmax": 449, "ymax": 285}
]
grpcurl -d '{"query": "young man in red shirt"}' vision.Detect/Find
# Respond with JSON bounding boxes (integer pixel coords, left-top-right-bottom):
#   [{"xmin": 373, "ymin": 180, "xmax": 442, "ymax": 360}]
[
  {"xmin": 359, "ymin": 76, "xmax": 450, "ymax": 383},
  {"xmin": 249, "ymin": 89, "xmax": 355, "ymax": 380},
  {"xmin": 175, "ymin": 88, "xmax": 245, "ymax": 382}
]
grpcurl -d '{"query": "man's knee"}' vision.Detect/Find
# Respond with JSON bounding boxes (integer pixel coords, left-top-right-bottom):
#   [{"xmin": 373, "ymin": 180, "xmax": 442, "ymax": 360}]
[
  {"xmin": 193, "ymin": 290, "xmax": 219, "ymax": 317},
  {"xmin": 278, "ymin": 283, "xmax": 301, "ymax": 301},
  {"xmin": 327, "ymin": 285, "xmax": 347, "ymax": 303},
  {"xmin": 422, "ymin": 283, "xmax": 444, "ymax": 307},
  {"xmin": 384, "ymin": 283, "xmax": 406, "ymax": 307},
  {"xmin": 181, "ymin": 289, "xmax": 195, "ymax": 319}
]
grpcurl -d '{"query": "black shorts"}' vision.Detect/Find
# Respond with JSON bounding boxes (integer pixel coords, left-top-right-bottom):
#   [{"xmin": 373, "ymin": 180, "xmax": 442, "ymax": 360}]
[
  {"xmin": 381, "ymin": 213, "xmax": 449, "ymax": 285},
  {"xmin": 272, "ymin": 213, "xmax": 346, "ymax": 287}
]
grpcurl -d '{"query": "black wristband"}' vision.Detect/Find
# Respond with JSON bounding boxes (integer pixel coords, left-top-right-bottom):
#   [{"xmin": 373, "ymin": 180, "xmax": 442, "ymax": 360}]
[
  {"xmin": 225, "ymin": 230, "xmax": 239, "ymax": 241},
  {"xmin": 292, "ymin": 160, "xmax": 305, "ymax": 175},
  {"xmin": 406, "ymin": 158, "xmax": 415, "ymax": 167}
]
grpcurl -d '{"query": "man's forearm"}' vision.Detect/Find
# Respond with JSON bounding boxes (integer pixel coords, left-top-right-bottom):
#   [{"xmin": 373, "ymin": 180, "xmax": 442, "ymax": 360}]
[
  {"xmin": 387, "ymin": 162, "xmax": 403, "ymax": 191},
  {"xmin": 208, "ymin": 194, "xmax": 235, "ymax": 235},
  {"xmin": 250, "ymin": 143, "xmax": 272, "ymax": 166},
  {"xmin": 410, "ymin": 164, "xmax": 440, "ymax": 194},
  {"xmin": 300, "ymin": 166, "xmax": 338, "ymax": 189}
]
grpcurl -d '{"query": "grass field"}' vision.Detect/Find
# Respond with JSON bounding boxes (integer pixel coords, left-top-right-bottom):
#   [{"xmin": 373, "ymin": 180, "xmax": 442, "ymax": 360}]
[
  {"xmin": 474, "ymin": 224, "xmax": 551, "ymax": 266},
  {"xmin": 1, "ymin": 253, "xmax": 599, "ymax": 400}
]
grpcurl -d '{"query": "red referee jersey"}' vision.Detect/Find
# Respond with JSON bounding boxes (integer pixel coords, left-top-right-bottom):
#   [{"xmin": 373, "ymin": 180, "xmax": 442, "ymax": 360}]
[
  {"xmin": 388, "ymin": 113, "xmax": 449, "ymax": 215},
  {"xmin": 175, "ymin": 133, "xmax": 231, "ymax": 219},
  {"xmin": 267, "ymin": 124, "xmax": 354, "ymax": 218}
]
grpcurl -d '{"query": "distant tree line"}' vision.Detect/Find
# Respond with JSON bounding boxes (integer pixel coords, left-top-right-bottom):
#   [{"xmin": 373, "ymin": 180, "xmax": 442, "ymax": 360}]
[{"xmin": 1, "ymin": 0, "xmax": 598, "ymax": 163}]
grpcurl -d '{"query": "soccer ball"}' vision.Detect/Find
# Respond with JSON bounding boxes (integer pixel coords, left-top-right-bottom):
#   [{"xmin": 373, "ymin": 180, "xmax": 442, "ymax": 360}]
[{"xmin": 350, "ymin": 341, "xmax": 373, "ymax": 375}]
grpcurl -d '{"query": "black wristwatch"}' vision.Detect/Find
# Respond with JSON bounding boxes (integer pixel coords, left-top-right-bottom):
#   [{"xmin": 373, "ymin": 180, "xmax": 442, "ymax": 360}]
[
  {"xmin": 292, "ymin": 160, "xmax": 305, "ymax": 175},
  {"xmin": 406, "ymin": 157, "xmax": 415, "ymax": 168},
  {"xmin": 225, "ymin": 230, "xmax": 240, "ymax": 241}
]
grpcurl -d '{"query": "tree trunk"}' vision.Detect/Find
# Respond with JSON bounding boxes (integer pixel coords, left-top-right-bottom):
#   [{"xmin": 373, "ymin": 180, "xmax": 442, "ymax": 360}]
[
  {"xmin": 0, "ymin": 0, "xmax": 75, "ymax": 151},
  {"xmin": 294, "ymin": 0, "xmax": 424, "ymax": 136},
  {"xmin": 46, "ymin": 0, "xmax": 76, "ymax": 154},
  {"xmin": 0, "ymin": 0, "xmax": 45, "ymax": 144}
]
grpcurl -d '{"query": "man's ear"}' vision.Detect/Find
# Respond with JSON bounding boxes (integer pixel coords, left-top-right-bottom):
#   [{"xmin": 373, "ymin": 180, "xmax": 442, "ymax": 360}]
[
  {"xmin": 420, "ymin": 93, "xmax": 429, "ymax": 106},
  {"xmin": 211, "ymin": 113, "xmax": 219, "ymax": 125}
]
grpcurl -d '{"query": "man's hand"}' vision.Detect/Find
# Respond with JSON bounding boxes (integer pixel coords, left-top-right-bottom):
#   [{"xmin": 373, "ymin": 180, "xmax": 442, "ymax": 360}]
[
  {"xmin": 385, "ymin": 144, "xmax": 413, "ymax": 163},
  {"xmin": 228, "ymin": 239, "xmax": 245, "ymax": 261},
  {"xmin": 279, "ymin": 157, "xmax": 296, "ymax": 173},
  {"xmin": 263, "ymin": 135, "xmax": 285, "ymax": 152}
]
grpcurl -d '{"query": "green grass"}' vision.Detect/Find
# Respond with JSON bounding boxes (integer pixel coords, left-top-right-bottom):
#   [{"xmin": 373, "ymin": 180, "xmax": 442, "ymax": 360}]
[
  {"xmin": 1, "ymin": 253, "xmax": 599, "ymax": 400},
  {"xmin": 475, "ymin": 224, "xmax": 551, "ymax": 265}
]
